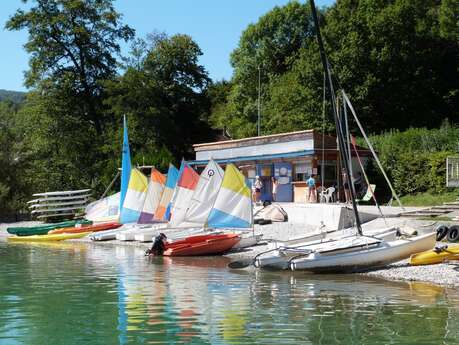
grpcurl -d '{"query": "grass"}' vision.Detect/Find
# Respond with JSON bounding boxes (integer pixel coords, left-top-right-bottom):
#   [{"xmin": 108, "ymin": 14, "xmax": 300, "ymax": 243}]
[{"xmin": 399, "ymin": 189, "xmax": 459, "ymax": 207}]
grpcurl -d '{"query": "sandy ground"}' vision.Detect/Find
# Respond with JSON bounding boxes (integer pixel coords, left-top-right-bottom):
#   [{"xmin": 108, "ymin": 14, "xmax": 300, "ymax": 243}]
[{"xmin": 1, "ymin": 218, "xmax": 458, "ymax": 287}]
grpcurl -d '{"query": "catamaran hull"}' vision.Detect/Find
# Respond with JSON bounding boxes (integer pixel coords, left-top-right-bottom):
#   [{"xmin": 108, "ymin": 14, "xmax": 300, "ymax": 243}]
[
  {"xmin": 255, "ymin": 229, "xmax": 399, "ymax": 270},
  {"xmin": 290, "ymin": 232, "xmax": 436, "ymax": 273}
]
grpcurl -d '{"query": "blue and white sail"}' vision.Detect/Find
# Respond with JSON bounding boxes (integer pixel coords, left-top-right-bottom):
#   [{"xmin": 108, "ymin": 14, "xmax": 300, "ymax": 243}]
[{"xmin": 119, "ymin": 115, "xmax": 132, "ymax": 211}]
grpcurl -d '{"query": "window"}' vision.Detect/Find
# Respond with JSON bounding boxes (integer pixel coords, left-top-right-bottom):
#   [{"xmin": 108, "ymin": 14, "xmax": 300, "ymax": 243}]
[{"xmin": 293, "ymin": 162, "xmax": 312, "ymax": 181}]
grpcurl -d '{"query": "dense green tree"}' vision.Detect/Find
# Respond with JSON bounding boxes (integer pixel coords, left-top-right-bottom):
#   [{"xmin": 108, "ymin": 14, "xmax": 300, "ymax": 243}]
[
  {"xmin": 104, "ymin": 33, "xmax": 213, "ymax": 169},
  {"xmin": 210, "ymin": 0, "xmax": 458, "ymax": 138},
  {"xmin": 4, "ymin": 0, "xmax": 134, "ymax": 201},
  {"xmin": 214, "ymin": 2, "xmax": 317, "ymax": 138},
  {"xmin": 324, "ymin": 0, "xmax": 459, "ymax": 132},
  {"xmin": 0, "ymin": 101, "xmax": 27, "ymax": 217},
  {"xmin": 6, "ymin": 0, "xmax": 134, "ymax": 133}
]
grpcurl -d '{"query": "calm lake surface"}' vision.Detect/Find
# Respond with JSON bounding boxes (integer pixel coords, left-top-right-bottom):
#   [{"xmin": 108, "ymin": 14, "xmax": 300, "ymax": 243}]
[{"xmin": 0, "ymin": 242, "xmax": 458, "ymax": 345}]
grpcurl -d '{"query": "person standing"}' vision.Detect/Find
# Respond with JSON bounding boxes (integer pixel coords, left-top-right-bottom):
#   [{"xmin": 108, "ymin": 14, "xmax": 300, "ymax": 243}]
[
  {"xmin": 271, "ymin": 177, "xmax": 278, "ymax": 202},
  {"xmin": 306, "ymin": 175, "xmax": 316, "ymax": 202},
  {"xmin": 252, "ymin": 175, "xmax": 263, "ymax": 203}
]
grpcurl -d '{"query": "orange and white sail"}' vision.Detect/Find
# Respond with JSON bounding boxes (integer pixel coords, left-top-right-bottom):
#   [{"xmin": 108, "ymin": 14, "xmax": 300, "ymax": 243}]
[{"xmin": 138, "ymin": 168, "xmax": 166, "ymax": 223}]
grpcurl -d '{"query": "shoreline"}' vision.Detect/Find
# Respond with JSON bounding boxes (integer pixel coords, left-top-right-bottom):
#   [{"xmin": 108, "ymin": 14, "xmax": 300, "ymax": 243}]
[{"xmin": 1, "ymin": 218, "xmax": 458, "ymax": 287}]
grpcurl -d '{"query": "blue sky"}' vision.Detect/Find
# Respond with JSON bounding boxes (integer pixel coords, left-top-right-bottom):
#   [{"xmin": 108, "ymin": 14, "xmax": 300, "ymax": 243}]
[{"xmin": 0, "ymin": 0, "xmax": 334, "ymax": 91}]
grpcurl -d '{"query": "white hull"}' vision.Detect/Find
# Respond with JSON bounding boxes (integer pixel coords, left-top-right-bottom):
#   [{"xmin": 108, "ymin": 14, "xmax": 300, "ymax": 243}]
[
  {"xmin": 232, "ymin": 234, "xmax": 263, "ymax": 249},
  {"xmin": 290, "ymin": 232, "xmax": 436, "ymax": 273},
  {"xmin": 134, "ymin": 227, "xmax": 205, "ymax": 242},
  {"xmin": 115, "ymin": 224, "xmax": 165, "ymax": 241},
  {"xmin": 255, "ymin": 228, "xmax": 399, "ymax": 270}
]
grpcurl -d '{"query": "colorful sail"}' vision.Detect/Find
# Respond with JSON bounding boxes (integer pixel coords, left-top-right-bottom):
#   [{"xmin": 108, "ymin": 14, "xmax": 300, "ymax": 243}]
[
  {"xmin": 138, "ymin": 168, "xmax": 166, "ymax": 223},
  {"xmin": 168, "ymin": 162, "xmax": 200, "ymax": 227},
  {"xmin": 119, "ymin": 168, "xmax": 148, "ymax": 224},
  {"xmin": 120, "ymin": 115, "xmax": 132, "ymax": 211},
  {"xmin": 154, "ymin": 164, "xmax": 179, "ymax": 221},
  {"xmin": 182, "ymin": 159, "xmax": 224, "ymax": 227},
  {"xmin": 207, "ymin": 164, "xmax": 253, "ymax": 228},
  {"xmin": 85, "ymin": 192, "xmax": 120, "ymax": 221},
  {"xmin": 165, "ymin": 160, "xmax": 185, "ymax": 221}
]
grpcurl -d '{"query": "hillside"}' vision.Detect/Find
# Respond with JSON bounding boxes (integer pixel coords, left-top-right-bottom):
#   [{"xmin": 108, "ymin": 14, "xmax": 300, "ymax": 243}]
[{"xmin": 0, "ymin": 89, "xmax": 26, "ymax": 104}]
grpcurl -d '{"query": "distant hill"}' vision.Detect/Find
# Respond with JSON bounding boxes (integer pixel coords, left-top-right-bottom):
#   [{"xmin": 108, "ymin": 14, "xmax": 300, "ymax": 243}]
[{"xmin": 0, "ymin": 89, "xmax": 26, "ymax": 104}]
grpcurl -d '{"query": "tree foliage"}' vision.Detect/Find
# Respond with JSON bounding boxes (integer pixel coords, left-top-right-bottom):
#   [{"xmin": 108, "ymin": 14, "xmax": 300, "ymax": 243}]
[
  {"xmin": 104, "ymin": 33, "xmax": 213, "ymax": 171},
  {"xmin": 210, "ymin": 0, "xmax": 459, "ymax": 138}
]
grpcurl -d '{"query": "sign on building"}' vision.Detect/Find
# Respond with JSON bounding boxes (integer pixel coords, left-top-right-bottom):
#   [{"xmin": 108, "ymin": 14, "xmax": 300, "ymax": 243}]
[{"xmin": 446, "ymin": 157, "xmax": 459, "ymax": 187}]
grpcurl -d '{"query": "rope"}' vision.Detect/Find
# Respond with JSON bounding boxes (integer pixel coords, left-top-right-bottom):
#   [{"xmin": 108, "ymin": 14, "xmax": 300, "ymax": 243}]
[
  {"xmin": 342, "ymin": 90, "xmax": 405, "ymax": 210},
  {"xmin": 350, "ymin": 135, "xmax": 388, "ymax": 226}
]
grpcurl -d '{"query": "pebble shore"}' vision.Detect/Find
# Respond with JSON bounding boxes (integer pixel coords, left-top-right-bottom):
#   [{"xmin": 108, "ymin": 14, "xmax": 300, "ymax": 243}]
[{"xmin": 1, "ymin": 218, "xmax": 458, "ymax": 287}]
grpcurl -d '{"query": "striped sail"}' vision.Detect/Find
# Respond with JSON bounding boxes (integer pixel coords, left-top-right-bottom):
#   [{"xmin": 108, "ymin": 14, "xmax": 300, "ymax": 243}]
[
  {"xmin": 138, "ymin": 168, "xmax": 166, "ymax": 223},
  {"xmin": 165, "ymin": 160, "xmax": 185, "ymax": 221},
  {"xmin": 207, "ymin": 164, "xmax": 253, "ymax": 228},
  {"xmin": 120, "ymin": 115, "xmax": 132, "ymax": 210},
  {"xmin": 168, "ymin": 162, "xmax": 200, "ymax": 227},
  {"xmin": 181, "ymin": 159, "xmax": 224, "ymax": 227},
  {"xmin": 85, "ymin": 192, "xmax": 120, "ymax": 221},
  {"xmin": 153, "ymin": 164, "xmax": 179, "ymax": 221},
  {"xmin": 119, "ymin": 168, "xmax": 149, "ymax": 224}
]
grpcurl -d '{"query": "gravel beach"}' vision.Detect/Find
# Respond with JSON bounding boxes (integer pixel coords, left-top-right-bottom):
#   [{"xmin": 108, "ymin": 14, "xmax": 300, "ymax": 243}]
[{"xmin": 2, "ymin": 218, "xmax": 458, "ymax": 287}]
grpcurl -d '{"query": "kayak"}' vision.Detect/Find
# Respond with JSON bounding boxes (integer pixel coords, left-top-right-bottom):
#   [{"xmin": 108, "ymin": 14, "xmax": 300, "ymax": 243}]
[
  {"xmin": 48, "ymin": 222, "xmax": 121, "ymax": 234},
  {"xmin": 7, "ymin": 232, "xmax": 91, "ymax": 242},
  {"xmin": 7, "ymin": 219, "xmax": 92, "ymax": 236},
  {"xmin": 163, "ymin": 233, "xmax": 240, "ymax": 256},
  {"xmin": 410, "ymin": 244, "xmax": 459, "ymax": 265}
]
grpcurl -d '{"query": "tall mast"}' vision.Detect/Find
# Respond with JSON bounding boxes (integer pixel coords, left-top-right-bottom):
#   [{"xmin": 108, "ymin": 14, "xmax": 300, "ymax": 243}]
[{"xmin": 308, "ymin": 0, "xmax": 362, "ymax": 235}]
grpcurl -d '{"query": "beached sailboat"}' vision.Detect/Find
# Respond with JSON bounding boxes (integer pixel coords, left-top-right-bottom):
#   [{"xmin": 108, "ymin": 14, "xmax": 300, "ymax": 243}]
[{"xmin": 249, "ymin": 0, "xmax": 436, "ymax": 272}]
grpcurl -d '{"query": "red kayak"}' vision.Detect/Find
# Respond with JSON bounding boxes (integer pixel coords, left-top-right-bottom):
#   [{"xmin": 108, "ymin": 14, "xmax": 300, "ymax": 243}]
[
  {"xmin": 163, "ymin": 233, "xmax": 240, "ymax": 256},
  {"xmin": 48, "ymin": 222, "xmax": 121, "ymax": 235}
]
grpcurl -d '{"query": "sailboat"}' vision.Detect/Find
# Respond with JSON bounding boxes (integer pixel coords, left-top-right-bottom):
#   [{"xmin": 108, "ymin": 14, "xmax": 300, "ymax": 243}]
[
  {"xmin": 135, "ymin": 161, "xmax": 261, "ymax": 250},
  {"xmin": 253, "ymin": 0, "xmax": 435, "ymax": 272}
]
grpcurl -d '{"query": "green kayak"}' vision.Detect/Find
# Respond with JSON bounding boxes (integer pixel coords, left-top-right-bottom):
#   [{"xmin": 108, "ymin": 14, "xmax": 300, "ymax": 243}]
[{"xmin": 7, "ymin": 219, "xmax": 92, "ymax": 236}]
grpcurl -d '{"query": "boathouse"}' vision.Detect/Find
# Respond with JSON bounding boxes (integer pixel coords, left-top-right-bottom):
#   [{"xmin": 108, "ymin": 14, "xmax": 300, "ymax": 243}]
[{"xmin": 189, "ymin": 130, "xmax": 371, "ymax": 203}]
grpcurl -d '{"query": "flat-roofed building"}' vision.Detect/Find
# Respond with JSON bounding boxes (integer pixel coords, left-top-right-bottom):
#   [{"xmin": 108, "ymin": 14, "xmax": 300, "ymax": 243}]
[{"xmin": 189, "ymin": 130, "xmax": 371, "ymax": 203}]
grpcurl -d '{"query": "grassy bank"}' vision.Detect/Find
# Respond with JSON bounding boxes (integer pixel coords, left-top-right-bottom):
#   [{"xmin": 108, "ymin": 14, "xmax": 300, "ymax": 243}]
[{"xmin": 399, "ymin": 190, "xmax": 459, "ymax": 207}]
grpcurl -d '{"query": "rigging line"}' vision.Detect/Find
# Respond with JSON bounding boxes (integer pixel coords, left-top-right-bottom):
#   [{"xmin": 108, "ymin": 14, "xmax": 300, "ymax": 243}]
[
  {"xmin": 309, "ymin": 0, "xmax": 363, "ymax": 235},
  {"xmin": 350, "ymin": 134, "xmax": 388, "ymax": 226},
  {"xmin": 341, "ymin": 90, "xmax": 405, "ymax": 210}
]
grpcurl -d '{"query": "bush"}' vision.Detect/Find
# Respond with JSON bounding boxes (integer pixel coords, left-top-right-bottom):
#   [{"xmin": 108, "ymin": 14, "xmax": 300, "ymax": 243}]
[{"xmin": 362, "ymin": 123, "xmax": 459, "ymax": 199}]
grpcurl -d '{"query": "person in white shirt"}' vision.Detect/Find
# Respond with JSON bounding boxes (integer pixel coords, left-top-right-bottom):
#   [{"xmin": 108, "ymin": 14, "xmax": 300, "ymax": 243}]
[{"xmin": 252, "ymin": 175, "xmax": 263, "ymax": 202}]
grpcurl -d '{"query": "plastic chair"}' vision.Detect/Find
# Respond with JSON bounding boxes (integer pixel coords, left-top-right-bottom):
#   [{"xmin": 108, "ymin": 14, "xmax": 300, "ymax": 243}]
[{"xmin": 319, "ymin": 186, "xmax": 336, "ymax": 203}]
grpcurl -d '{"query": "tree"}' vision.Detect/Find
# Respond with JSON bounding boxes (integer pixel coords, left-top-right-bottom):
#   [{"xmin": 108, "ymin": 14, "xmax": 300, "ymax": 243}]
[
  {"xmin": 212, "ymin": 2, "xmax": 318, "ymax": 138},
  {"xmin": 323, "ymin": 0, "xmax": 459, "ymax": 131},
  {"xmin": 104, "ymin": 33, "xmax": 213, "ymax": 168},
  {"xmin": 6, "ymin": 0, "xmax": 134, "ymax": 133},
  {"xmin": 5, "ymin": 0, "xmax": 134, "ymax": 198}
]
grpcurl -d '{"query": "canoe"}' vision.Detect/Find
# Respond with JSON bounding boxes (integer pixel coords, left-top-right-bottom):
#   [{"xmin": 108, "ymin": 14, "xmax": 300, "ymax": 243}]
[
  {"xmin": 410, "ymin": 244, "xmax": 459, "ymax": 265},
  {"xmin": 163, "ymin": 233, "xmax": 240, "ymax": 256},
  {"xmin": 288, "ymin": 232, "xmax": 436, "ymax": 273},
  {"xmin": 48, "ymin": 222, "xmax": 122, "ymax": 234},
  {"xmin": 7, "ymin": 219, "xmax": 92, "ymax": 236},
  {"xmin": 8, "ymin": 232, "xmax": 91, "ymax": 242}
]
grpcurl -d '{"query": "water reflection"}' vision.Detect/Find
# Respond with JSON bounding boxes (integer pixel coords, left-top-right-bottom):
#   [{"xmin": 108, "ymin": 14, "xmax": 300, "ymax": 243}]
[{"xmin": 0, "ymin": 242, "xmax": 457, "ymax": 345}]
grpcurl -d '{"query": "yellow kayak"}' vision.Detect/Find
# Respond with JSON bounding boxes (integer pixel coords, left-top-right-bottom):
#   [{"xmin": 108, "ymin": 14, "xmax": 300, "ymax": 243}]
[
  {"xmin": 410, "ymin": 244, "xmax": 459, "ymax": 266},
  {"xmin": 7, "ymin": 232, "xmax": 91, "ymax": 242}
]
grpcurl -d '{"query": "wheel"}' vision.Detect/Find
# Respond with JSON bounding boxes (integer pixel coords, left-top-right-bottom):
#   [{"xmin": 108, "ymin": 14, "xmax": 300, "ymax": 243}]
[
  {"xmin": 447, "ymin": 225, "xmax": 459, "ymax": 242},
  {"xmin": 435, "ymin": 224, "xmax": 449, "ymax": 241}
]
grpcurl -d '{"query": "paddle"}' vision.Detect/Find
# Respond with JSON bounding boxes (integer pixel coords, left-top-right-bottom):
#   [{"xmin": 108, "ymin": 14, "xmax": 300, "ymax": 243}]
[{"xmin": 228, "ymin": 258, "xmax": 254, "ymax": 269}]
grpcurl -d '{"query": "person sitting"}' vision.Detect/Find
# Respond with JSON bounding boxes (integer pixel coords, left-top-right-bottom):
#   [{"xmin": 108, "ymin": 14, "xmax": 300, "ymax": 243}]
[{"xmin": 146, "ymin": 233, "xmax": 167, "ymax": 256}]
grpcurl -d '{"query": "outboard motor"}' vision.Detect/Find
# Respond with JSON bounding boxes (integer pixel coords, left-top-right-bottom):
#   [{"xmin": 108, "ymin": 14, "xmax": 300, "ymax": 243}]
[{"xmin": 146, "ymin": 233, "xmax": 167, "ymax": 256}]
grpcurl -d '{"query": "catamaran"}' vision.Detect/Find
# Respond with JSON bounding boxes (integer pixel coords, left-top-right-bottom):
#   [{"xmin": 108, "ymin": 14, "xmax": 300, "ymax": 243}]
[{"xmin": 250, "ymin": 0, "xmax": 436, "ymax": 272}]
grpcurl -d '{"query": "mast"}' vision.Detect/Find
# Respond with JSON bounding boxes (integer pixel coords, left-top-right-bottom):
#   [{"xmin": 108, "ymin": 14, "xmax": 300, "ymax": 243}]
[{"xmin": 308, "ymin": 0, "xmax": 363, "ymax": 235}]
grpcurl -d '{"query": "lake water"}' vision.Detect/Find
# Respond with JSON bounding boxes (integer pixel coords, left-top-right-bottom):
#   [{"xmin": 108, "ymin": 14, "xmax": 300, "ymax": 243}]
[{"xmin": 0, "ymin": 242, "xmax": 458, "ymax": 345}]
